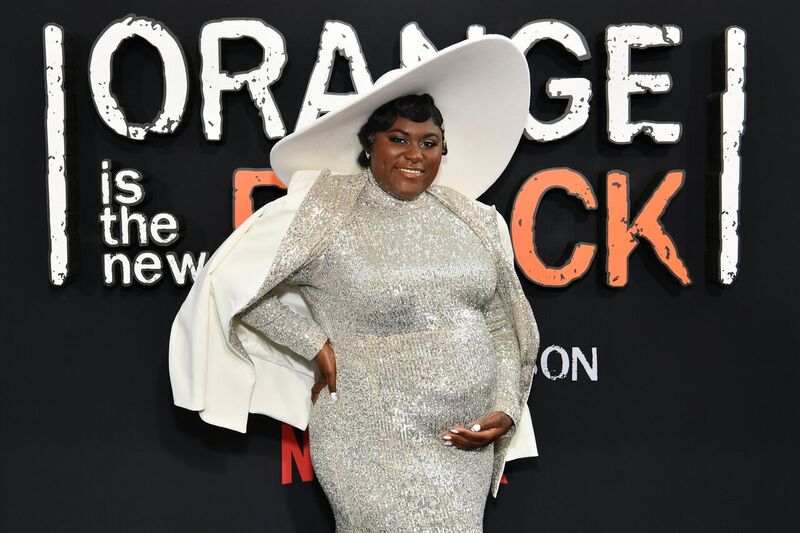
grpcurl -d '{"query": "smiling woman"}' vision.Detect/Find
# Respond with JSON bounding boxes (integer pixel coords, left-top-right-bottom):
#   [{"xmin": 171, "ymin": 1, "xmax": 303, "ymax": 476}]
[
  {"xmin": 355, "ymin": 94, "xmax": 448, "ymax": 200},
  {"xmin": 234, "ymin": 92, "xmax": 535, "ymax": 530}
]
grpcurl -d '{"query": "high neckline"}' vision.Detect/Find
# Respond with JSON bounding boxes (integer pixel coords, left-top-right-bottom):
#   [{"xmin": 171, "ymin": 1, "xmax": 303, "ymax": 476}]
[{"xmin": 362, "ymin": 168, "xmax": 430, "ymax": 210}]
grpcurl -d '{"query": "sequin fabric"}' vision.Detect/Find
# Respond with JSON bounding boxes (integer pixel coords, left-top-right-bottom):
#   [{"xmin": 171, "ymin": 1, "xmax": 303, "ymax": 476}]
[{"xmin": 235, "ymin": 168, "xmax": 540, "ymax": 527}]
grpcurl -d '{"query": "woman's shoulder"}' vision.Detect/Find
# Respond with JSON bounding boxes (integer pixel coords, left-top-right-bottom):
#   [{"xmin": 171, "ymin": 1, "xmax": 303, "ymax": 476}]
[
  {"xmin": 286, "ymin": 168, "xmax": 369, "ymax": 210},
  {"xmin": 427, "ymin": 184, "xmax": 511, "ymax": 257},
  {"xmin": 297, "ymin": 168, "xmax": 366, "ymax": 190},
  {"xmin": 427, "ymin": 183, "xmax": 498, "ymax": 221}
]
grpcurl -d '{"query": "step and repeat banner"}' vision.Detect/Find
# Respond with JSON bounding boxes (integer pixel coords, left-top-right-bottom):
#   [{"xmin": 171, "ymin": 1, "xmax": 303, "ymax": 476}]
[{"xmin": 2, "ymin": 0, "xmax": 796, "ymax": 531}]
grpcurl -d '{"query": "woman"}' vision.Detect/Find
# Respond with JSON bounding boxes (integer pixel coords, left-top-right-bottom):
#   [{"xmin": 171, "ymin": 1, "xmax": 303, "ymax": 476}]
[{"xmin": 169, "ymin": 35, "xmax": 539, "ymax": 531}]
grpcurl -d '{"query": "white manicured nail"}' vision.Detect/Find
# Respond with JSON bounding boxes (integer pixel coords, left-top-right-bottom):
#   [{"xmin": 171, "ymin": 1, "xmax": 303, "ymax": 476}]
[
  {"xmin": 450, "ymin": 428, "xmax": 460, "ymax": 434},
  {"xmin": 471, "ymin": 424, "xmax": 481, "ymax": 432},
  {"xmin": 444, "ymin": 441, "xmax": 452, "ymax": 446},
  {"xmin": 442, "ymin": 435, "xmax": 452, "ymax": 440},
  {"xmin": 330, "ymin": 392, "xmax": 338, "ymax": 402}
]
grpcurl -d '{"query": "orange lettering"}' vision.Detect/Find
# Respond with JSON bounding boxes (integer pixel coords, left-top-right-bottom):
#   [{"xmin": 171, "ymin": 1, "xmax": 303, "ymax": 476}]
[
  {"xmin": 511, "ymin": 168, "xmax": 598, "ymax": 287},
  {"xmin": 232, "ymin": 169, "xmax": 286, "ymax": 229},
  {"xmin": 606, "ymin": 170, "xmax": 691, "ymax": 287}
]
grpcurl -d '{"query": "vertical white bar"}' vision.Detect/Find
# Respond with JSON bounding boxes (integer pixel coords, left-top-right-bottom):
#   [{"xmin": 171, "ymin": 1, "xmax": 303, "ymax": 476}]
[
  {"xmin": 720, "ymin": 27, "xmax": 747, "ymax": 285},
  {"xmin": 43, "ymin": 24, "xmax": 68, "ymax": 286}
]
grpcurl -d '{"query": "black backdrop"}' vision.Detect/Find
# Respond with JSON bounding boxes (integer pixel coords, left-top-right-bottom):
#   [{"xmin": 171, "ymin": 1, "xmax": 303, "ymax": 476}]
[{"xmin": 2, "ymin": 0, "xmax": 798, "ymax": 531}]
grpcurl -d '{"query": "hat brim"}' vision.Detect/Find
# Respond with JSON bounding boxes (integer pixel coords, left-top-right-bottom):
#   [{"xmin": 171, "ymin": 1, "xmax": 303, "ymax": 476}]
[{"xmin": 269, "ymin": 35, "xmax": 530, "ymax": 200}]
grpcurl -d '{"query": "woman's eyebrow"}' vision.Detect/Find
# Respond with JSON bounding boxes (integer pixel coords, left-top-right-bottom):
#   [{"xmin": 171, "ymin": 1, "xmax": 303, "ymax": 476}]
[{"xmin": 386, "ymin": 128, "xmax": 440, "ymax": 139}]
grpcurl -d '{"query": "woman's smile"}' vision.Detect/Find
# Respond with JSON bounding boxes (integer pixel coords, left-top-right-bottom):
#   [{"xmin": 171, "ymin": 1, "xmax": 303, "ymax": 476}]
[{"xmin": 394, "ymin": 166, "xmax": 425, "ymax": 178}]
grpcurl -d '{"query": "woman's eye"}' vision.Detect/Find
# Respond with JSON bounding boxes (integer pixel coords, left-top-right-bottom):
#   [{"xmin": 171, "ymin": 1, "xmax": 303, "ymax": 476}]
[
  {"xmin": 390, "ymin": 136, "xmax": 407, "ymax": 144},
  {"xmin": 421, "ymin": 140, "xmax": 438, "ymax": 148}
]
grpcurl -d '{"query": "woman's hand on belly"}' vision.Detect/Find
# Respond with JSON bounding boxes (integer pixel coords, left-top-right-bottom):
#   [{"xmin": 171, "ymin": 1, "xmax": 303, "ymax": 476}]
[
  {"xmin": 311, "ymin": 341, "xmax": 338, "ymax": 405},
  {"xmin": 440, "ymin": 411, "xmax": 514, "ymax": 450}
]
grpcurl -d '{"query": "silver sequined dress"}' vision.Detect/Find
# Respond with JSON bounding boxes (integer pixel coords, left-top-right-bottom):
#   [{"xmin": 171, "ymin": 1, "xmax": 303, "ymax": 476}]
[{"xmin": 240, "ymin": 171, "xmax": 519, "ymax": 532}]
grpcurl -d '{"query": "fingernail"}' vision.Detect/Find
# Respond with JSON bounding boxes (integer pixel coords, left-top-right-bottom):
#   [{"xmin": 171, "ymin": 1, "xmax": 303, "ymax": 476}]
[
  {"xmin": 450, "ymin": 428, "xmax": 460, "ymax": 434},
  {"xmin": 330, "ymin": 392, "xmax": 338, "ymax": 402},
  {"xmin": 442, "ymin": 435, "xmax": 452, "ymax": 440},
  {"xmin": 471, "ymin": 424, "xmax": 481, "ymax": 432},
  {"xmin": 443, "ymin": 441, "xmax": 452, "ymax": 446}
]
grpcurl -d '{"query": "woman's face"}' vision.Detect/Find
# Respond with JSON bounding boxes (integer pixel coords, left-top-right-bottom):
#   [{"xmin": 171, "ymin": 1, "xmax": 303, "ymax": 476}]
[{"xmin": 367, "ymin": 116, "xmax": 444, "ymax": 200}]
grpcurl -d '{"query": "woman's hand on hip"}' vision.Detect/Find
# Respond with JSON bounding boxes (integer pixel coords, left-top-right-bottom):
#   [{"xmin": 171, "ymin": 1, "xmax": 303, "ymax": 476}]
[
  {"xmin": 311, "ymin": 341, "xmax": 337, "ymax": 405},
  {"xmin": 441, "ymin": 411, "xmax": 514, "ymax": 449}
]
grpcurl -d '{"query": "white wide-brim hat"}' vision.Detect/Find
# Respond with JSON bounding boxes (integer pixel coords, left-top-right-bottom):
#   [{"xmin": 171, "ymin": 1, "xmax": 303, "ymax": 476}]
[{"xmin": 270, "ymin": 35, "xmax": 530, "ymax": 200}]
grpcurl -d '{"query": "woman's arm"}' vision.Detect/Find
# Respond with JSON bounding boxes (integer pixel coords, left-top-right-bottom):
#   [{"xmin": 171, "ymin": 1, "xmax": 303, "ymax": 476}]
[
  {"xmin": 237, "ymin": 260, "xmax": 327, "ymax": 362},
  {"xmin": 443, "ymin": 290, "xmax": 520, "ymax": 449},
  {"xmin": 484, "ymin": 291, "xmax": 523, "ymax": 428},
  {"xmin": 441, "ymin": 298, "xmax": 518, "ymax": 449},
  {"xmin": 238, "ymin": 256, "xmax": 339, "ymax": 404},
  {"xmin": 238, "ymin": 292, "xmax": 328, "ymax": 361},
  {"xmin": 441, "ymin": 208, "xmax": 525, "ymax": 450}
]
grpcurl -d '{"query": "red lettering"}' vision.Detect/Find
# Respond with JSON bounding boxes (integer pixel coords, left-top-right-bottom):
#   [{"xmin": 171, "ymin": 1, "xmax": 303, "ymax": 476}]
[{"xmin": 281, "ymin": 423, "xmax": 314, "ymax": 484}]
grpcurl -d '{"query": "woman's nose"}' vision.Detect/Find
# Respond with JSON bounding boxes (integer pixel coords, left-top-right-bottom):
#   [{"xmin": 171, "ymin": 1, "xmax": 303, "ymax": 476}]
[{"xmin": 404, "ymin": 144, "xmax": 423, "ymax": 162}]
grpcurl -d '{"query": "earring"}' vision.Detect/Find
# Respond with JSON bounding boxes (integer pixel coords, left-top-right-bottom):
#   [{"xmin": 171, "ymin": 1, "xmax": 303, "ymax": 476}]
[{"xmin": 366, "ymin": 151, "xmax": 371, "ymax": 160}]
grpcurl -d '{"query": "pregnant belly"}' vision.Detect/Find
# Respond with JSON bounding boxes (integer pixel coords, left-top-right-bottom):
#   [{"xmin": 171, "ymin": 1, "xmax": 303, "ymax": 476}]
[{"xmin": 320, "ymin": 325, "xmax": 496, "ymax": 439}]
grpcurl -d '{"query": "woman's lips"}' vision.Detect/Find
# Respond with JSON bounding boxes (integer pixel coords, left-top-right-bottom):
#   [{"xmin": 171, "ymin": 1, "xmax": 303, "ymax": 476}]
[{"xmin": 395, "ymin": 167, "xmax": 425, "ymax": 178}]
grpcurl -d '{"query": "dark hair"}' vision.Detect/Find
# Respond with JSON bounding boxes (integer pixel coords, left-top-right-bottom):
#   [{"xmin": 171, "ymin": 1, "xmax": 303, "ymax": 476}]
[{"xmin": 356, "ymin": 93, "xmax": 448, "ymax": 167}]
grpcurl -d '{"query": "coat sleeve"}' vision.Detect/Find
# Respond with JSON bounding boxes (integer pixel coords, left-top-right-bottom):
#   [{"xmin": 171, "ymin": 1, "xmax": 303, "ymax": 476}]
[
  {"xmin": 483, "ymin": 208, "xmax": 529, "ymax": 428},
  {"xmin": 237, "ymin": 258, "xmax": 328, "ymax": 362},
  {"xmin": 484, "ymin": 288, "xmax": 523, "ymax": 427}
]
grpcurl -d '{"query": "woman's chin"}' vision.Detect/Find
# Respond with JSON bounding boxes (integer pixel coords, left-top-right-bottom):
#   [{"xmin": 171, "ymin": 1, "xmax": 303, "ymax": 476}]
[{"xmin": 394, "ymin": 187, "xmax": 426, "ymax": 200}]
